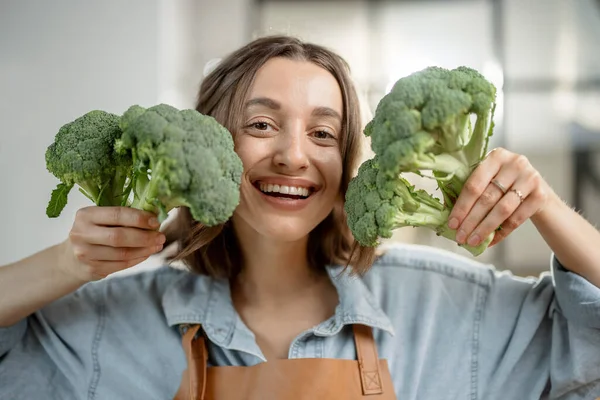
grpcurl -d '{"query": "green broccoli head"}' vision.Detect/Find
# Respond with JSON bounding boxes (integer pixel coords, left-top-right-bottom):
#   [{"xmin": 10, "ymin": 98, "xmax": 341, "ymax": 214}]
[
  {"xmin": 45, "ymin": 110, "xmax": 131, "ymax": 217},
  {"xmin": 349, "ymin": 66, "xmax": 497, "ymax": 255},
  {"xmin": 345, "ymin": 158, "xmax": 492, "ymax": 256},
  {"xmin": 117, "ymin": 104, "xmax": 243, "ymax": 226},
  {"xmin": 365, "ymin": 67, "xmax": 496, "ymax": 175},
  {"xmin": 364, "ymin": 66, "xmax": 496, "ymax": 209}
]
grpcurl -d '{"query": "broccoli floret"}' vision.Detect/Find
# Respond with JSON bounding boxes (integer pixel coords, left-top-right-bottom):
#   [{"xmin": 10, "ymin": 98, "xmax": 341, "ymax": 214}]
[
  {"xmin": 348, "ymin": 66, "xmax": 497, "ymax": 255},
  {"xmin": 365, "ymin": 66, "xmax": 496, "ymax": 208},
  {"xmin": 45, "ymin": 104, "xmax": 243, "ymax": 227},
  {"xmin": 345, "ymin": 158, "xmax": 492, "ymax": 256},
  {"xmin": 116, "ymin": 104, "xmax": 243, "ymax": 226},
  {"xmin": 45, "ymin": 110, "xmax": 132, "ymax": 217}
]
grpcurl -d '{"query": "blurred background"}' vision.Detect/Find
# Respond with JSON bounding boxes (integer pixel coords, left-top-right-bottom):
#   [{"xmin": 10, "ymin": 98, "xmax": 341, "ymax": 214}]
[{"xmin": 1, "ymin": 0, "xmax": 599, "ymax": 277}]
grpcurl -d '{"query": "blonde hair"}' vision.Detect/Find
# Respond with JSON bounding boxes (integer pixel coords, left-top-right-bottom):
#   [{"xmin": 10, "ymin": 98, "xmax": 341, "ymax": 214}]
[{"xmin": 163, "ymin": 35, "xmax": 376, "ymax": 277}]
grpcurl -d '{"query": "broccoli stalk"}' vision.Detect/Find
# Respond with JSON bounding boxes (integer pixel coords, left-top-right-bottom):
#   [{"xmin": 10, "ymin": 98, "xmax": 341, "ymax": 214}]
[
  {"xmin": 76, "ymin": 165, "xmax": 131, "ymax": 206},
  {"xmin": 345, "ymin": 159, "xmax": 492, "ymax": 256},
  {"xmin": 128, "ymin": 157, "xmax": 181, "ymax": 222}
]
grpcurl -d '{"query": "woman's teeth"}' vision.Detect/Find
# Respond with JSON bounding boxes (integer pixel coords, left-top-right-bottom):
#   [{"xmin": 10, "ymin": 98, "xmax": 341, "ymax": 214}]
[{"xmin": 259, "ymin": 183, "xmax": 310, "ymax": 197}]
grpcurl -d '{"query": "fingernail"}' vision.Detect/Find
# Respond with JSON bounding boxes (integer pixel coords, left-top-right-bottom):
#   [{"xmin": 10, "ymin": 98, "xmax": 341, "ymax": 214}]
[
  {"xmin": 156, "ymin": 235, "xmax": 166, "ymax": 245},
  {"xmin": 448, "ymin": 218, "xmax": 459, "ymax": 230},
  {"xmin": 456, "ymin": 230, "xmax": 466, "ymax": 244},
  {"xmin": 468, "ymin": 234, "xmax": 480, "ymax": 246},
  {"xmin": 154, "ymin": 244, "xmax": 163, "ymax": 252},
  {"xmin": 149, "ymin": 217, "xmax": 159, "ymax": 227}
]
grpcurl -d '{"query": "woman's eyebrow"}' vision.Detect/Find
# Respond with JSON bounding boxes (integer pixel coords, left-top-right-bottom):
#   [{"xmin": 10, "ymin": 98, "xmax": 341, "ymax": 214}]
[
  {"xmin": 245, "ymin": 97, "xmax": 281, "ymax": 110},
  {"xmin": 245, "ymin": 97, "xmax": 341, "ymax": 122},
  {"xmin": 312, "ymin": 106, "xmax": 342, "ymax": 122}
]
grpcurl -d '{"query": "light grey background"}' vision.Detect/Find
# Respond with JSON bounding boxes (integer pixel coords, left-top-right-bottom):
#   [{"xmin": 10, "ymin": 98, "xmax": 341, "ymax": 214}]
[{"xmin": 1, "ymin": 0, "xmax": 599, "ymax": 276}]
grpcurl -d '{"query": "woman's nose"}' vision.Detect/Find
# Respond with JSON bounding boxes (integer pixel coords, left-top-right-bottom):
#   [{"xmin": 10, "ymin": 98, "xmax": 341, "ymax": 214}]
[{"xmin": 272, "ymin": 127, "xmax": 309, "ymax": 171}]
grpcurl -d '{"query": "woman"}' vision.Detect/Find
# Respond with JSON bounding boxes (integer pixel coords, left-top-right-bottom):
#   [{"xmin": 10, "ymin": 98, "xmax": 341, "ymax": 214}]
[{"xmin": 1, "ymin": 36, "xmax": 599, "ymax": 400}]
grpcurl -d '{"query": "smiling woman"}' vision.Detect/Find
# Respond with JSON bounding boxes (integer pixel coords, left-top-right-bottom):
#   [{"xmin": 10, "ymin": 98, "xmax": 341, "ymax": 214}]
[
  {"xmin": 2, "ymin": 35, "xmax": 600, "ymax": 400},
  {"xmin": 163, "ymin": 38, "xmax": 374, "ymax": 279}
]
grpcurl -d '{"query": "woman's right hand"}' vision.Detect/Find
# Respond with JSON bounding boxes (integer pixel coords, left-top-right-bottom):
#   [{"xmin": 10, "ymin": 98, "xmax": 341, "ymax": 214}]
[{"xmin": 59, "ymin": 206, "xmax": 166, "ymax": 282}]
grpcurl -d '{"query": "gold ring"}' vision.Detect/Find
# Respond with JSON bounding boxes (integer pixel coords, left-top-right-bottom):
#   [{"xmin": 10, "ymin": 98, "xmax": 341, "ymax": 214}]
[
  {"xmin": 491, "ymin": 179, "xmax": 508, "ymax": 194},
  {"xmin": 511, "ymin": 188, "xmax": 524, "ymax": 204}
]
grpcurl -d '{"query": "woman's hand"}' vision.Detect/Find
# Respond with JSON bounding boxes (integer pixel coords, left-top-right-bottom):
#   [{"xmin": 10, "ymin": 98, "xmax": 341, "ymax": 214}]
[
  {"xmin": 447, "ymin": 148, "xmax": 553, "ymax": 248},
  {"xmin": 58, "ymin": 206, "xmax": 166, "ymax": 282}
]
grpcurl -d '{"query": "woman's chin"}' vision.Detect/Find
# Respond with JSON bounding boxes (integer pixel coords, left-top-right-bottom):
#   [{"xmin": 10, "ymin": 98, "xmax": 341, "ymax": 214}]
[
  {"xmin": 258, "ymin": 219, "xmax": 319, "ymax": 243},
  {"xmin": 233, "ymin": 213, "xmax": 321, "ymax": 243}
]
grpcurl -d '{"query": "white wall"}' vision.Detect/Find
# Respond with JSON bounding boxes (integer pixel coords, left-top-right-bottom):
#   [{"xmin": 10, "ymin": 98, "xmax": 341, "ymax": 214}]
[
  {"xmin": 0, "ymin": 1, "xmax": 160, "ymax": 265},
  {"xmin": 0, "ymin": 0, "xmax": 252, "ymax": 267},
  {"xmin": 157, "ymin": 0, "xmax": 253, "ymax": 110},
  {"xmin": 500, "ymin": 0, "xmax": 600, "ymax": 271}
]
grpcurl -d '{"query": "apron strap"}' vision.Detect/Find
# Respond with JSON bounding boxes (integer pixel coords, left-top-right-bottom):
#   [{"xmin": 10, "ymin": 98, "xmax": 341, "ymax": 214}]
[
  {"xmin": 176, "ymin": 324, "xmax": 384, "ymax": 398},
  {"xmin": 353, "ymin": 324, "xmax": 383, "ymax": 396},
  {"xmin": 178, "ymin": 324, "xmax": 207, "ymax": 400}
]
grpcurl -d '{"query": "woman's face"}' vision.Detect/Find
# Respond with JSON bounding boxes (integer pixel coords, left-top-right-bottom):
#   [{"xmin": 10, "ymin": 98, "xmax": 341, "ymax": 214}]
[{"xmin": 232, "ymin": 57, "xmax": 344, "ymax": 243}]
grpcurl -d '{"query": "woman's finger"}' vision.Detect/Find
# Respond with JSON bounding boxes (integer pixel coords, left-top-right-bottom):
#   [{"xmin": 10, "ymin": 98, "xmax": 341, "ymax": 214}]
[
  {"xmin": 454, "ymin": 164, "xmax": 521, "ymax": 245},
  {"xmin": 465, "ymin": 177, "xmax": 531, "ymax": 246},
  {"xmin": 77, "ymin": 206, "xmax": 160, "ymax": 230},
  {"xmin": 74, "ymin": 243, "xmax": 163, "ymax": 262},
  {"xmin": 487, "ymin": 194, "xmax": 541, "ymax": 246},
  {"xmin": 447, "ymin": 148, "xmax": 506, "ymax": 229},
  {"xmin": 487, "ymin": 172, "xmax": 548, "ymax": 247},
  {"xmin": 70, "ymin": 224, "xmax": 166, "ymax": 248}
]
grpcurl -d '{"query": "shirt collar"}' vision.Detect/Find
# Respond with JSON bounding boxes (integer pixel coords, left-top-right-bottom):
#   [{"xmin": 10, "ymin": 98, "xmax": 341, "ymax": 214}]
[
  {"xmin": 162, "ymin": 264, "xmax": 395, "ymax": 356},
  {"xmin": 316, "ymin": 266, "xmax": 395, "ymax": 337}
]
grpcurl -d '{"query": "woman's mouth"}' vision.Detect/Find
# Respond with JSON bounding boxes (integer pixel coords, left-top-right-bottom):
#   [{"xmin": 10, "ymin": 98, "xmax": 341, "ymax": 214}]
[
  {"xmin": 256, "ymin": 182, "xmax": 312, "ymax": 200},
  {"xmin": 251, "ymin": 179, "xmax": 319, "ymax": 211}
]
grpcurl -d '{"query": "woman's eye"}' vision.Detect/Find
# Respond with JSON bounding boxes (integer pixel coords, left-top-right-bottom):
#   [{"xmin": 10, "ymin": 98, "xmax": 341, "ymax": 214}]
[
  {"xmin": 253, "ymin": 122, "xmax": 269, "ymax": 130},
  {"xmin": 313, "ymin": 130, "xmax": 334, "ymax": 140}
]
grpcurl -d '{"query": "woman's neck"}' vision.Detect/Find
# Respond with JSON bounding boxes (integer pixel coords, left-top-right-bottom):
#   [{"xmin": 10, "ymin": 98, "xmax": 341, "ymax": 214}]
[
  {"xmin": 231, "ymin": 220, "xmax": 329, "ymax": 308},
  {"xmin": 229, "ymin": 218, "xmax": 339, "ymax": 360}
]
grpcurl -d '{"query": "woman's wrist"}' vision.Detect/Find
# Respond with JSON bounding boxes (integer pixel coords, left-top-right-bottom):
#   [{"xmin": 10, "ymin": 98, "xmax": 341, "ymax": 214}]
[
  {"xmin": 51, "ymin": 239, "xmax": 90, "ymax": 287},
  {"xmin": 0, "ymin": 241, "xmax": 88, "ymax": 327},
  {"xmin": 530, "ymin": 190, "xmax": 600, "ymax": 285}
]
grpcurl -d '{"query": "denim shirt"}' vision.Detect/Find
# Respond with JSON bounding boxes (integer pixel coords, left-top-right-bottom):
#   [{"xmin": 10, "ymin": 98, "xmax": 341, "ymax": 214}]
[{"xmin": 1, "ymin": 244, "xmax": 599, "ymax": 400}]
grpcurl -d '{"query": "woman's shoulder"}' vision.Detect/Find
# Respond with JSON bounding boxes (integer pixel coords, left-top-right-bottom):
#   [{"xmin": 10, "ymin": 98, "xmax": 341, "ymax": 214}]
[
  {"xmin": 366, "ymin": 242, "xmax": 497, "ymax": 287},
  {"xmin": 91, "ymin": 264, "xmax": 190, "ymax": 292},
  {"xmin": 352, "ymin": 244, "xmax": 502, "ymax": 334},
  {"xmin": 47, "ymin": 264, "xmax": 197, "ymax": 323}
]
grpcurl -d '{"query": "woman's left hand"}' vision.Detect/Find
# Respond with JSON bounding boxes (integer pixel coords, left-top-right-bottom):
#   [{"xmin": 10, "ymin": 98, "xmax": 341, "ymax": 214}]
[{"xmin": 447, "ymin": 147, "xmax": 553, "ymax": 247}]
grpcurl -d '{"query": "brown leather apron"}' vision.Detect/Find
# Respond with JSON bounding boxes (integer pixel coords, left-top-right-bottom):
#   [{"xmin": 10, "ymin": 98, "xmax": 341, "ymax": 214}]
[{"xmin": 174, "ymin": 324, "xmax": 397, "ymax": 399}]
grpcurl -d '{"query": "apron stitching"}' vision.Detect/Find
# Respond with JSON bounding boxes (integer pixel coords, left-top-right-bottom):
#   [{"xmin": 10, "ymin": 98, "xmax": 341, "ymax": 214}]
[{"xmin": 368, "ymin": 335, "xmax": 382, "ymax": 390}]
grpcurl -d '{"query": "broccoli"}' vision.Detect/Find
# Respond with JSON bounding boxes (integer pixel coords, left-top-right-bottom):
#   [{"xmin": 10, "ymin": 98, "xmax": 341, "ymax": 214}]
[
  {"xmin": 45, "ymin": 110, "xmax": 132, "ymax": 217},
  {"xmin": 345, "ymin": 158, "xmax": 491, "ymax": 256},
  {"xmin": 45, "ymin": 104, "xmax": 243, "ymax": 227},
  {"xmin": 364, "ymin": 66, "xmax": 496, "ymax": 207},
  {"xmin": 115, "ymin": 104, "xmax": 243, "ymax": 225},
  {"xmin": 346, "ymin": 66, "xmax": 497, "ymax": 255}
]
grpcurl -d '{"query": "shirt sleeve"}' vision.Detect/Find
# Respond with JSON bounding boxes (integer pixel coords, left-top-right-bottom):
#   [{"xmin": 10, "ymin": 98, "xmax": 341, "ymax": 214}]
[
  {"xmin": 547, "ymin": 255, "xmax": 600, "ymax": 399},
  {"xmin": 551, "ymin": 255, "xmax": 600, "ymax": 329},
  {"xmin": 0, "ymin": 281, "xmax": 104, "ymax": 398},
  {"xmin": 0, "ymin": 319, "xmax": 27, "ymax": 357},
  {"xmin": 477, "ymin": 254, "xmax": 600, "ymax": 400}
]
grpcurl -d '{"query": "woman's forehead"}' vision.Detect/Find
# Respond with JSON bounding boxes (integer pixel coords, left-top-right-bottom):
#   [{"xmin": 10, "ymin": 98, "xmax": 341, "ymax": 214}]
[{"xmin": 248, "ymin": 57, "xmax": 343, "ymax": 115}]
